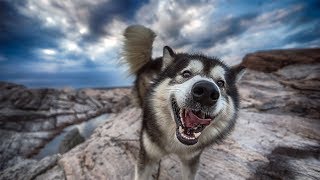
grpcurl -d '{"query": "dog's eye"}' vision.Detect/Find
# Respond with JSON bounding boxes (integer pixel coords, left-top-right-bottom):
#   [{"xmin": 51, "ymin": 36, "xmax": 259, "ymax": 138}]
[
  {"xmin": 217, "ymin": 80, "xmax": 225, "ymax": 88},
  {"xmin": 181, "ymin": 70, "xmax": 192, "ymax": 78}
]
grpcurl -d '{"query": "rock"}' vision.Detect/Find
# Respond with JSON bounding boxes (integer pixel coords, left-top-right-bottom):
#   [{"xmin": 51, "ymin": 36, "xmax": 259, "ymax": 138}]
[
  {"xmin": 59, "ymin": 128, "xmax": 85, "ymax": 154},
  {"xmin": 56, "ymin": 115, "xmax": 76, "ymax": 127},
  {"xmin": 58, "ymin": 108, "xmax": 141, "ymax": 180},
  {"xmin": 52, "ymin": 105, "xmax": 319, "ymax": 180},
  {"xmin": 73, "ymin": 104, "xmax": 92, "ymax": 113},
  {"xmin": 239, "ymin": 64, "xmax": 320, "ymax": 119},
  {"xmin": 0, "ymin": 154, "xmax": 60, "ymax": 180},
  {"xmin": 34, "ymin": 165, "xmax": 66, "ymax": 180},
  {"xmin": 0, "ymin": 83, "xmax": 132, "ymax": 170},
  {"xmin": 275, "ymin": 64, "xmax": 320, "ymax": 92},
  {"xmin": 251, "ymin": 146, "xmax": 320, "ymax": 180},
  {"xmin": 0, "ymin": 130, "xmax": 55, "ymax": 170},
  {"xmin": 241, "ymin": 48, "xmax": 320, "ymax": 72}
]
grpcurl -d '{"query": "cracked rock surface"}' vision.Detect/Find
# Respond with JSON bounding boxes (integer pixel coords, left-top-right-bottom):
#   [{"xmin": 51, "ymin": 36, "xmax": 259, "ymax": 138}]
[
  {"xmin": 0, "ymin": 83, "xmax": 131, "ymax": 170},
  {"xmin": 0, "ymin": 48, "xmax": 319, "ymax": 180}
]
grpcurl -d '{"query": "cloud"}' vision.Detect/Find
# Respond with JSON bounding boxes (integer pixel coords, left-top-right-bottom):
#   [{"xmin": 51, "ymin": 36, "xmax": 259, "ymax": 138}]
[
  {"xmin": 86, "ymin": 0, "xmax": 147, "ymax": 40},
  {"xmin": 134, "ymin": 0, "xmax": 320, "ymax": 63},
  {"xmin": 0, "ymin": 1, "xmax": 62, "ymax": 58},
  {"xmin": 0, "ymin": 0, "xmax": 134, "ymax": 74},
  {"xmin": 0, "ymin": 0, "xmax": 319, "ymax": 87}
]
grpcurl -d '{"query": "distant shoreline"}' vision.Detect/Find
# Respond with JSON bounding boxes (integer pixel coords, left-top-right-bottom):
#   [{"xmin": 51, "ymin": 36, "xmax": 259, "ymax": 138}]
[
  {"xmin": 81, "ymin": 86, "xmax": 132, "ymax": 90},
  {"xmin": 0, "ymin": 81, "xmax": 132, "ymax": 91}
]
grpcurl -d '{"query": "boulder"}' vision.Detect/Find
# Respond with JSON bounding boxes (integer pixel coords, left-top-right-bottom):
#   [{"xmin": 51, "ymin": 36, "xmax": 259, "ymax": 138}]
[
  {"xmin": 0, "ymin": 155, "xmax": 60, "ymax": 180},
  {"xmin": 241, "ymin": 48, "xmax": 320, "ymax": 72},
  {"xmin": 58, "ymin": 128, "xmax": 85, "ymax": 154}
]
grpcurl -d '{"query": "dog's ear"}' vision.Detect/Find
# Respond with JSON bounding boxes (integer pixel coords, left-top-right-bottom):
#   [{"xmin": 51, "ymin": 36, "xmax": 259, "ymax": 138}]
[
  {"xmin": 162, "ymin": 46, "xmax": 175, "ymax": 70},
  {"xmin": 231, "ymin": 65, "xmax": 246, "ymax": 83}
]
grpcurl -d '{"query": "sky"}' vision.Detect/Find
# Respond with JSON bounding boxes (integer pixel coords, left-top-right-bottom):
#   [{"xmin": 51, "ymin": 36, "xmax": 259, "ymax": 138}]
[{"xmin": 0, "ymin": 0, "xmax": 319, "ymax": 88}]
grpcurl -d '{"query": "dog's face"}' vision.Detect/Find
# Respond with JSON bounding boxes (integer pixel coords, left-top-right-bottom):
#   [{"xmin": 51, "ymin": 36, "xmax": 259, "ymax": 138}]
[{"xmin": 150, "ymin": 46, "xmax": 245, "ymax": 146}]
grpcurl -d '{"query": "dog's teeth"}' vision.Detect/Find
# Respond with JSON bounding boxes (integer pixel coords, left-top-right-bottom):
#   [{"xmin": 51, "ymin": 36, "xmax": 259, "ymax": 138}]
[
  {"xmin": 201, "ymin": 112, "xmax": 204, "ymax": 118},
  {"xmin": 179, "ymin": 126, "xmax": 183, "ymax": 134},
  {"xmin": 194, "ymin": 132, "xmax": 201, "ymax": 138}
]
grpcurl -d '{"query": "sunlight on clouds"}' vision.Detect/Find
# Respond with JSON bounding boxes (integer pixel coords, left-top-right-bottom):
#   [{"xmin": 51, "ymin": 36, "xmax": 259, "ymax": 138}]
[
  {"xmin": 253, "ymin": 5, "xmax": 303, "ymax": 31},
  {"xmin": 60, "ymin": 40, "xmax": 82, "ymax": 53},
  {"xmin": 17, "ymin": 0, "xmax": 127, "ymax": 71},
  {"xmin": 45, "ymin": 17, "xmax": 55, "ymax": 26},
  {"xmin": 42, "ymin": 48, "xmax": 56, "ymax": 55},
  {"xmin": 28, "ymin": 58, "xmax": 86, "ymax": 73},
  {"xmin": 79, "ymin": 27, "xmax": 88, "ymax": 35},
  {"xmin": 135, "ymin": 0, "xmax": 217, "ymax": 57},
  {"xmin": 84, "ymin": 19, "xmax": 126, "ymax": 64},
  {"xmin": 206, "ymin": 25, "xmax": 289, "ymax": 64},
  {"xmin": 182, "ymin": 6, "xmax": 213, "ymax": 36},
  {"xmin": 36, "ymin": 48, "xmax": 57, "ymax": 61},
  {"xmin": 87, "ymin": 36, "xmax": 119, "ymax": 62}
]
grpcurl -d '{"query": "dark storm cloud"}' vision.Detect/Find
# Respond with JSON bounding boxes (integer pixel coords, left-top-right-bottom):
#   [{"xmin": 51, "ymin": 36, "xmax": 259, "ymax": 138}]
[
  {"xmin": 285, "ymin": 25, "xmax": 320, "ymax": 44},
  {"xmin": 86, "ymin": 0, "xmax": 148, "ymax": 40},
  {"xmin": 0, "ymin": 1, "xmax": 62, "ymax": 60},
  {"xmin": 194, "ymin": 13, "xmax": 258, "ymax": 49},
  {"xmin": 282, "ymin": 1, "xmax": 320, "ymax": 45},
  {"xmin": 178, "ymin": 1, "xmax": 319, "ymax": 50}
]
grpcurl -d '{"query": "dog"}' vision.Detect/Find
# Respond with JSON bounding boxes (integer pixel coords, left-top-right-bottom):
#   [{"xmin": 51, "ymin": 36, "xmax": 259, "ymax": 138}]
[{"xmin": 122, "ymin": 25, "xmax": 245, "ymax": 180}]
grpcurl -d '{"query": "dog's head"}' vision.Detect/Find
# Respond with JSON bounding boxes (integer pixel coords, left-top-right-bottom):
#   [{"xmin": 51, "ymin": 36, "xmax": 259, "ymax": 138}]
[{"xmin": 149, "ymin": 46, "xmax": 245, "ymax": 146}]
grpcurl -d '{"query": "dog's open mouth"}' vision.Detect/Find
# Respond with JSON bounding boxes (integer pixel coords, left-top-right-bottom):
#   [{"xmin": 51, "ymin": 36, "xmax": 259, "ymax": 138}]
[{"xmin": 171, "ymin": 97, "xmax": 213, "ymax": 145}]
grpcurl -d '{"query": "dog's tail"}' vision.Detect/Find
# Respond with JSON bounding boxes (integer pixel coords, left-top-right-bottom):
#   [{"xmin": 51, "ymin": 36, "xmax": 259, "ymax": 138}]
[{"xmin": 122, "ymin": 25, "xmax": 156, "ymax": 75}]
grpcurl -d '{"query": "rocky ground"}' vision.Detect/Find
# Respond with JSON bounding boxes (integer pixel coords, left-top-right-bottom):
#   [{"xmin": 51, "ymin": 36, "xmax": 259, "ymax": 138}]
[
  {"xmin": 0, "ymin": 84, "xmax": 131, "ymax": 170},
  {"xmin": 0, "ymin": 48, "xmax": 319, "ymax": 180}
]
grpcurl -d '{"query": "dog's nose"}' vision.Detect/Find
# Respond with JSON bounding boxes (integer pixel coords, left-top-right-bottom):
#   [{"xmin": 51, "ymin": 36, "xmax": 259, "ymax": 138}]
[{"xmin": 192, "ymin": 80, "xmax": 219, "ymax": 106}]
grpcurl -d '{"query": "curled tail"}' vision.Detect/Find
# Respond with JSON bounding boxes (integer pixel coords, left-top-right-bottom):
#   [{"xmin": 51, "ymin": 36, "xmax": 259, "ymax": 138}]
[{"xmin": 122, "ymin": 25, "xmax": 156, "ymax": 75}]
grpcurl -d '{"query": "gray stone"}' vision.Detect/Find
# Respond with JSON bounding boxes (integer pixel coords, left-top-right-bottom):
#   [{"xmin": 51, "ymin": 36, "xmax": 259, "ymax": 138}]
[
  {"xmin": 35, "ymin": 165, "xmax": 66, "ymax": 180},
  {"xmin": 0, "ymin": 155, "xmax": 60, "ymax": 180},
  {"xmin": 76, "ymin": 113, "xmax": 87, "ymax": 120},
  {"xmin": 23, "ymin": 121, "xmax": 43, "ymax": 132},
  {"xmin": 0, "ymin": 130, "xmax": 56, "ymax": 170},
  {"xmin": 41, "ymin": 118, "xmax": 56, "ymax": 130},
  {"xmin": 88, "ymin": 96, "xmax": 103, "ymax": 109},
  {"xmin": 0, "ymin": 82, "xmax": 131, "ymax": 172},
  {"xmin": 3, "ymin": 121, "xmax": 23, "ymax": 131},
  {"xmin": 241, "ymin": 48, "xmax": 320, "ymax": 72},
  {"xmin": 56, "ymin": 115, "xmax": 76, "ymax": 127},
  {"xmin": 73, "ymin": 104, "xmax": 92, "ymax": 113},
  {"xmin": 58, "ymin": 128, "xmax": 85, "ymax": 154},
  {"xmin": 275, "ymin": 64, "xmax": 320, "ymax": 80}
]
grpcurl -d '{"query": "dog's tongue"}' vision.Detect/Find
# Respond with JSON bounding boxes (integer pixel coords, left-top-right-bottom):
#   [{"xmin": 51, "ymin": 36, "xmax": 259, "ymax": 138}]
[{"xmin": 184, "ymin": 110, "xmax": 211, "ymax": 128}]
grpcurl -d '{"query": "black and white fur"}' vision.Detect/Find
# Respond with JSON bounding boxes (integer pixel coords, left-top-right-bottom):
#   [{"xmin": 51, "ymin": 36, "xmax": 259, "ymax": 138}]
[{"xmin": 122, "ymin": 25, "xmax": 245, "ymax": 180}]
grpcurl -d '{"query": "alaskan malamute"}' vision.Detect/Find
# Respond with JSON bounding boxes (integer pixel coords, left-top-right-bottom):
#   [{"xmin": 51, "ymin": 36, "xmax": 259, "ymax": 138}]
[{"xmin": 122, "ymin": 25, "xmax": 245, "ymax": 180}]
